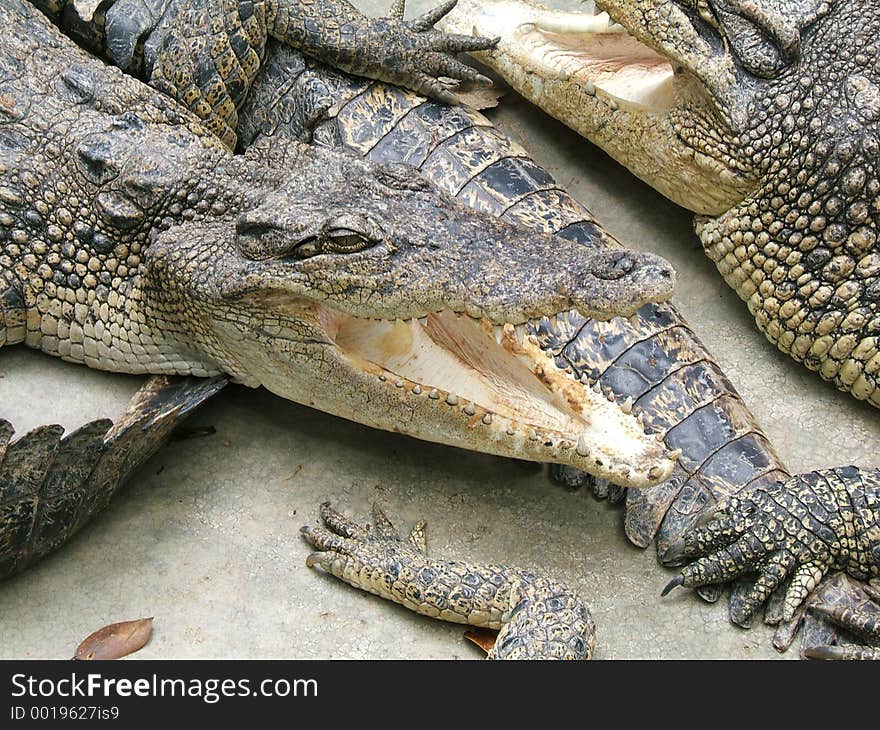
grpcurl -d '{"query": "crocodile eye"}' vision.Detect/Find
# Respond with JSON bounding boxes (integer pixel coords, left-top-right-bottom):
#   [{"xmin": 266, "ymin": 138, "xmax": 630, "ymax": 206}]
[
  {"xmin": 291, "ymin": 228, "xmax": 376, "ymax": 259},
  {"xmin": 325, "ymin": 227, "xmax": 374, "ymax": 252}
]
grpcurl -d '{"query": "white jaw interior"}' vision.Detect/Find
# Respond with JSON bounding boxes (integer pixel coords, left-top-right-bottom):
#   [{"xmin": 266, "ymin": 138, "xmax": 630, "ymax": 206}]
[
  {"xmin": 237, "ymin": 294, "xmax": 673, "ymax": 485},
  {"xmin": 331, "ymin": 310, "xmax": 590, "ymax": 436},
  {"xmin": 522, "ymin": 10, "xmax": 676, "ymax": 111}
]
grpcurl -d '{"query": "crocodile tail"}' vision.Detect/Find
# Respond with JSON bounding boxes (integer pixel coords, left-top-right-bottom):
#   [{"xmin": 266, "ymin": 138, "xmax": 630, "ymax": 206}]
[{"xmin": 0, "ymin": 374, "xmax": 226, "ymax": 580}]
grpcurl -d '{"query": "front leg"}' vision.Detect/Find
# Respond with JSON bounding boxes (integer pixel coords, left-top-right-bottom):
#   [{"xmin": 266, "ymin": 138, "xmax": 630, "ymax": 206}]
[
  {"xmin": 661, "ymin": 466, "xmax": 880, "ymax": 634},
  {"xmin": 271, "ymin": 0, "xmax": 497, "ymax": 104},
  {"xmin": 301, "ymin": 502, "xmax": 595, "ymax": 659},
  {"xmin": 148, "ymin": 0, "xmax": 497, "ymax": 149}
]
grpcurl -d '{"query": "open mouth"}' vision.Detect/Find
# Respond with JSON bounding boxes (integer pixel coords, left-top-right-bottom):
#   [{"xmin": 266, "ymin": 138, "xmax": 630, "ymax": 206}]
[
  {"xmin": 440, "ymin": 0, "xmax": 755, "ymax": 214},
  {"xmin": 314, "ymin": 305, "xmax": 677, "ymax": 488},
  {"xmin": 512, "ymin": 6, "xmax": 677, "ymax": 113}
]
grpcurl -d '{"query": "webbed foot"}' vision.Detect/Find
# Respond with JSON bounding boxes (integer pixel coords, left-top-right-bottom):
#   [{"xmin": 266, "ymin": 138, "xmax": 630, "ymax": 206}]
[{"xmin": 332, "ymin": 0, "xmax": 498, "ymax": 104}]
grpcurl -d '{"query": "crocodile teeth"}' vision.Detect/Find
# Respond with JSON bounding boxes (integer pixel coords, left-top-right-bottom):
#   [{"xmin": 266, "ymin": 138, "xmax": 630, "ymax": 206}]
[
  {"xmin": 331, "ymin": 309, "xmax": 673, "ymax": 487},
  {"xmin": 533, "ymin": 9, "xmax": 624, "ymax": 35}
]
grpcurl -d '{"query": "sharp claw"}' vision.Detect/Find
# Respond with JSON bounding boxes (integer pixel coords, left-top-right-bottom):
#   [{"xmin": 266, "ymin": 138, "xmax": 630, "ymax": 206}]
[
  {"xmin": 411, "ymin": 0, "xmax": 459, "ymax": 31},
  {"xmin": 305, "ymin": 552, "xmax": 323, "ymax": 569},
  {"xmin": 661, "ymin": 575, "xmax": 684, "ymax": 596},
  {"xmin": 474, "ymin": 73, "xmax": 493, "ymax": 85}
]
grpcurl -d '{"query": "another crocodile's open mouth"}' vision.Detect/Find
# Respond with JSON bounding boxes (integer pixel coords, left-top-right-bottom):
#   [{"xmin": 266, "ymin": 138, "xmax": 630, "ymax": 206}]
[
  {"xmin": 512, "ymin": 8, "xmax": 676, "ymax": 113},
  {"xmin": 440, "ymin": 0, "xmax": 756, "ymax": 215},
  {"xmin": 311, "ymin": 305, "xmax": 676, "ymax": 488}
]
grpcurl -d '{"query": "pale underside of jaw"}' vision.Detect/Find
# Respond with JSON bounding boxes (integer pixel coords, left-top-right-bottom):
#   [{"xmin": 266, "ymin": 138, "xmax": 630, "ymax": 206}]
[{"xmin": 319, "ymin": 306, "xmax": 677, "ymax": 487}]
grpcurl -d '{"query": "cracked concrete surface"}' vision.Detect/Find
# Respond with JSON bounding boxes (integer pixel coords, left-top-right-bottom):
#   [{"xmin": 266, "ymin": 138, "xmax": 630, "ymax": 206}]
[{"xmin": 0, "ymin": 0, "xmax": 876, "ymax": 660}]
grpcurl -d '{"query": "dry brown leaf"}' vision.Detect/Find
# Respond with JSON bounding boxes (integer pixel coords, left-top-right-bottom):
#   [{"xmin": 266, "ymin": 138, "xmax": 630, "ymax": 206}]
[
  {"xmin": 74, "ymin": 617, "xmax": 153, "ymax": 660},
  {"xmin": 456, "ymin": 84, "xmax": 507, "ymax": 111},
  {"xmin": 463, "ymin": 628, "xmax": 497, "ymax": 654}
]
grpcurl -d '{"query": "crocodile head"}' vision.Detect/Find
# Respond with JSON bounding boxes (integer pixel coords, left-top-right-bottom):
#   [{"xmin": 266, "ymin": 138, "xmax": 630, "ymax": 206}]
[
  {"xmin": 444, "ymin": 0, "xmax": 880, "ymax": 406},
  {"xmin": 0, "ymin": 0, "xmax": 675, "ymax": 493},
  {"xmin": 146, "ymin": 142, "xmax": 677, "ymax": 487}
]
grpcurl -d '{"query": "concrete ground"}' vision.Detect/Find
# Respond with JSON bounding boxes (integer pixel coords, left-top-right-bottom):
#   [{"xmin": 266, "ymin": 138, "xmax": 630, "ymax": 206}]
[{"xmin": 1, "ymin": 0, "xmax": 877, "ymax": 660}]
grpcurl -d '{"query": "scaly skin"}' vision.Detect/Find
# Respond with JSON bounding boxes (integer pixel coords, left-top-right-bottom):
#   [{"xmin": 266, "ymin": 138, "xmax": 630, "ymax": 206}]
[
  {"xmin": 0, "ymin": 376, "xmax": 226, "ymax": 578},
  {"xmin": 242, "ymin": 41, "xmax": 879, "ymax": 653},
  {"xmin": 302, "ymin": 502, "xmax": 596, "ymax": 659},
  {"xmin": 805, "ymin": 581, "xmax": 880, "ymax": 660},
  {"xmin": 0, "ymin": 0, "xmax": 681, "ymax": 585},
  {"xmin": 33, "ymin": 0, "xmax": 498, "ymax": 148},
  {"xmin": 662, "ymin": 466, "xmax": 880, "ymax": 638},
  {"xmin": 442, "ymin": 0, "xmax": 880, "ymax": 408},
  {"xmin": 32, "ymin": 0, "xmax": 872, "ymax": 652}
]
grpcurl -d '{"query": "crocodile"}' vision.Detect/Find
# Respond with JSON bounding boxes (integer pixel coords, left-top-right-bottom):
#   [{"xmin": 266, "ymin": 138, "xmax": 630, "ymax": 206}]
[
  {"xmin": 31, "ymin": 0, "xmax": 501, "ymax": 149},
  {"xmin": 4, "ymin": 0, "xmax": 875, "ymax": 658},
  {"xmin": 236, "ymin": 32, "xmax": 879, "ymax": 657},
  {"xmin": 440, "ymin": 0, "xmax": 880, "ymax": 410},
  {"xmin": 0, "ymin": 0, "xmax": 683, "ymax": 587}
]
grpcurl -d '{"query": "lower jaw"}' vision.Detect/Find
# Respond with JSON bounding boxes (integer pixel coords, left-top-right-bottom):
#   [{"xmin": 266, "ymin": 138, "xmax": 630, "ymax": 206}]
[{"xmin": 314, "ymin": 309, "xmax": 675, "ymax": 487}]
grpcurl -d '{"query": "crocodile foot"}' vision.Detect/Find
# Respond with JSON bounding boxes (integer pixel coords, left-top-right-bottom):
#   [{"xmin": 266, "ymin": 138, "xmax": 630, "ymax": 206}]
[
  {"xmin": 339, "ymin": 0, "xmax": 498, "ymax": 105},
  {"xmin": 301, "ymin": 501, "xmax": 595, "ymax": 659},
  {"xmin": 659, "ymin": 467, "xmax": 880, "ymax": 635}
]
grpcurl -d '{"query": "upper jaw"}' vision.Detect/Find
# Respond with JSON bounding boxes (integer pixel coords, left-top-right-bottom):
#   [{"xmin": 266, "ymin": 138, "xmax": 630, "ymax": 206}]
[{"xmin": 439, "ymin": 0, "xmax": 755, "ymax": 213}]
